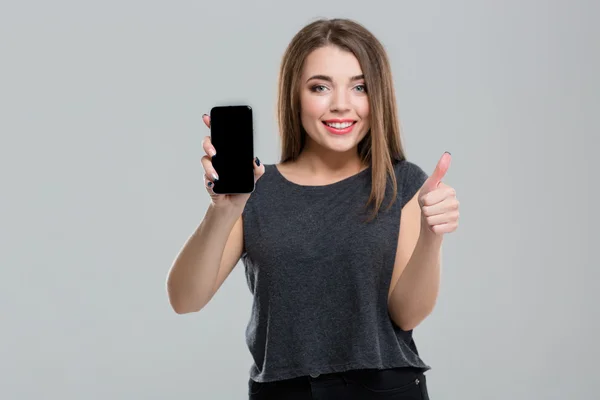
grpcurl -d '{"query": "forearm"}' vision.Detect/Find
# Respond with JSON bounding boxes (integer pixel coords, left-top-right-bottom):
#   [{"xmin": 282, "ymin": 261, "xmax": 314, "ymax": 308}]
[
  {"xmin": 388, "ymin": 226, "xmax": 443, "ymax": 330},
  {"xmin": 166, "ymin": 204, "xmax": 240, "ymax": 313}
]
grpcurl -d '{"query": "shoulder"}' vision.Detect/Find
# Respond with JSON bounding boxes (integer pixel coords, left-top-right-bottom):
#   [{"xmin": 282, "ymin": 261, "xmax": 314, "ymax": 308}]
[
  {"xmin": 256, "ymin": 163, "xmax": 280, "ymax": 183},
  {"xmin": 249, "ymin": 163, "xmax": 280, "ymax": 196},
  {"xmin": 392, "ymin": 158, "xmax": 429, "ymax": 208},
  {"xmin": 243, "ymin": 163, "xmax": 282, "ymax": 212},
  {"xmin": 393, "ymin": 158, "xmax": 428, "ymax": 181}
]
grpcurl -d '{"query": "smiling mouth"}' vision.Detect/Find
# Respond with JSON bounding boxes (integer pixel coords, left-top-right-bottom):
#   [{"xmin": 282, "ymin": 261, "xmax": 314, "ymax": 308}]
[
  {"xmin": 322, "ymin": 120, "xmax": 357, "ymax": 135},
  {"xmin": 323, "ymin": 121, "xmax": 356, "ymax": 129}
]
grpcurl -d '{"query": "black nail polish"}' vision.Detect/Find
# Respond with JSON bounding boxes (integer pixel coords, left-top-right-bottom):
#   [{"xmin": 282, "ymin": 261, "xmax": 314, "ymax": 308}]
[
  {"xmin": 445, "ymin": 151, "xmax": 451, "ymax": 155},
  {"xmin": 207, "ymin": 181, "xmax": 213, "ymax": 187},
  {"xmin": 255, "ymin": 157, "xmax": 261, "ymax": 166}
]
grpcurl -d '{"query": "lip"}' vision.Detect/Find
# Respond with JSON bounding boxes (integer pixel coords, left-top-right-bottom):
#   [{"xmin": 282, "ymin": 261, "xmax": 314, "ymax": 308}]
[
  {"xmin": 322, "ymin": 119, "xmax": 357, "ymax": 135},
  {"xmin": 323, "ymin": 119, "xmax": 356, "ymax": 123}
]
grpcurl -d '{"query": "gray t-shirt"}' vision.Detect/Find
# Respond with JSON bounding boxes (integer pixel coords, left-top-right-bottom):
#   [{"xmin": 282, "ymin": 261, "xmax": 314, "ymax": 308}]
[{"xmin": 241, "ymin": 159, "xmax": 431, "ymax": 383}]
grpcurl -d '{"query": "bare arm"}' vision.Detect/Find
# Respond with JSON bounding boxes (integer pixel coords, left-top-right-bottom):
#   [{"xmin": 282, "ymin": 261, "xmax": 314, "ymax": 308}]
[
  {"xmin": 166, "ymin": 114, "xmax": 264, "ymax": 314},
  {"xmin": 388, "ymin": 192, "xmax": 442, "ymax": 330},
  {"xmin": 388, "ymin": 154, "xmax": 459, "ymax": 330},
  {"xmin": 166, "ymin": 205, "xmax": 244, "ymax": 314},
  {"xmin": 388, "ymin": 199, "xmax": 443, "ymax": 330}
]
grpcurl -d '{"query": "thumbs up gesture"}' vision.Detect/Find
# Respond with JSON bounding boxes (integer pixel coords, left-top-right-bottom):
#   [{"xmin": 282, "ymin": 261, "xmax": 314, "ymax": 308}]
[{"xmin": 418, "ymin": 152, "xmax": 460, "ymax": 235}]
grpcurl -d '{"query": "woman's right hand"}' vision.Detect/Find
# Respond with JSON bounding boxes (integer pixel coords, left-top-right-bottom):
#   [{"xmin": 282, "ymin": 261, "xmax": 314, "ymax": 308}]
[{"xmin": 201, "ymin": 114, "xmax": 265, "ymax": 212}]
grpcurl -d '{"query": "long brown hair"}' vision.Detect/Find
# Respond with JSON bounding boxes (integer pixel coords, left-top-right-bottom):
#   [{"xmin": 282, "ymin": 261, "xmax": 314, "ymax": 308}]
[{"xmin": 277, "ymin": 18, "xmax": 406, "ymax": 221}]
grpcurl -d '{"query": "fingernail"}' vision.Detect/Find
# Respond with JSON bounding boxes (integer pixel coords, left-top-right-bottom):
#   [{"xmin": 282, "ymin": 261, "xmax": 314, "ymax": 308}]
[
  {"xmin": 445, "ymin": 151, "xmax": 451, "ymax": 155},
  {"xmin": 202, "ymin": 113, "xmax": 208, "ymax": 118},
  {"xmin": 212, "ymin": 173, "xmax": 219, "ymax": 181},
  {"xmin": 255, "ymin": 157, "xmax": 261, "ymax": 166},
  {"xmin": 207, "ymin": 181, "xmax": 213, "ymax": 187}
]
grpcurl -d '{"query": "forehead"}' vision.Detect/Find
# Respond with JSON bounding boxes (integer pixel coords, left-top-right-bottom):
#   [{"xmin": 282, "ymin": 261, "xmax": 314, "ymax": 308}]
[{"xmin": 302, "ymin": 45, "xmax": 363, "ymax": 79}]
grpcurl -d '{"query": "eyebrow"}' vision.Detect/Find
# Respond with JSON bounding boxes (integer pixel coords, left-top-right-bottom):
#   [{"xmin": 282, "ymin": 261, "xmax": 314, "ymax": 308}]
[{"xmin": 306, "ymin": 74, "xmax": 364, "ymax": 83}]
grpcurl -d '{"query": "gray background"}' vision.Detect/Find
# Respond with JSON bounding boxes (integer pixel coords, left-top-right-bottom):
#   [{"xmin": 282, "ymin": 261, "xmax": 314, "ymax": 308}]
[{"xmin": 1, "ymin": 0, "xmax": 597, "ymax": 399}]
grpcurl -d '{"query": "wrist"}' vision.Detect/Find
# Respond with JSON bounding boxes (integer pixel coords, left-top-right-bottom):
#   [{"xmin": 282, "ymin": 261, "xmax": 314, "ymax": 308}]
[
  {"xmin": 419, "ymin": 219, "xmax": 444, "ymax": 246},
  {"xmin": 207, "ymin": 203, "xmax": 243, "ymax": 223}
]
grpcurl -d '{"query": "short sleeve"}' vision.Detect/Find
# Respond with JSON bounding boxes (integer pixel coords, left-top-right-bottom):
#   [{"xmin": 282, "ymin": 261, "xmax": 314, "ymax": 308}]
[{"xmin": 396, "ymin": 160, "xmax": 429, "ymax": 208}]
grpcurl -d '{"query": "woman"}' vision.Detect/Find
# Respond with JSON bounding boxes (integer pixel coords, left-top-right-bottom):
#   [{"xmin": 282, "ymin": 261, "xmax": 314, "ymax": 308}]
[{"xmin": 167, "ymin": 18, "xmax": 459, "ymax": 399}]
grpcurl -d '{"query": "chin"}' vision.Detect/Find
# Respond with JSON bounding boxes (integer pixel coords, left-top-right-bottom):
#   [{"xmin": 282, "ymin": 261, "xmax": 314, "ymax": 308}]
[
  {"xmin": 317, "ymin": 124, "xmax": 367, "ymax": 153},
  {"xmin": 322, "ymin": 139, "xmax": 359, "ymax": 153}
]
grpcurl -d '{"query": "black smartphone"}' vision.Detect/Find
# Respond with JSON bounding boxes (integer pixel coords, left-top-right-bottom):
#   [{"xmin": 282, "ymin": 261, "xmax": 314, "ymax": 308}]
[{"xmin": 209, "ymin": 105, "xmax": 255, "ymax": 194}]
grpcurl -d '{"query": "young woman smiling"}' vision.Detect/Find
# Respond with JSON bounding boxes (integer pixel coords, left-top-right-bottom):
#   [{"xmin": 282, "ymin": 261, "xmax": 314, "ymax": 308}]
[{"xmin": 167, "ymin": 18, "xmax": 459, "ymax": 400}]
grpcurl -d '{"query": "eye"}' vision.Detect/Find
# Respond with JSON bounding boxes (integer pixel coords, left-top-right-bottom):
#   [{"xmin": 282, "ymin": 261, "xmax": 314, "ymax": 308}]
[
  {"xmin": 310, "ymin": 84, "xmax": 328, "ymax": 93},
  {"xmin": 354, "ymin": 84, "xmax": 367, "ymax": 93}
]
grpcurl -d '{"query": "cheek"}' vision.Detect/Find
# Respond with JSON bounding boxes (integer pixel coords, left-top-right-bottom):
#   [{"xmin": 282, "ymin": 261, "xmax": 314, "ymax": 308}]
[
  {"xmin": 351, "ymin": 98, "xmax": 370, "ymax": 133},
  {"xmin": 354, "ymin": 97, "xmax": 370, "ymax": 120},
  {"xmin": 300, "ymin": 93, "xmax": 329, "ymax": 119}
]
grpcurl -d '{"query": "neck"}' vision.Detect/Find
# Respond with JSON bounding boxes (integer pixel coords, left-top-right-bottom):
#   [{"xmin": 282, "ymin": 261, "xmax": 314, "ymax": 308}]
[{"xmin": 294, "ymin": 140, "xmax": 366, "ymax": 176}]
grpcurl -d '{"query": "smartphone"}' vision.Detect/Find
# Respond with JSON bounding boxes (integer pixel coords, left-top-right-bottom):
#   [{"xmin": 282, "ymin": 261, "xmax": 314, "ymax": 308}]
[{"xmin": 209, "ymin": 105, "xmax": 255, "ymax": 194}]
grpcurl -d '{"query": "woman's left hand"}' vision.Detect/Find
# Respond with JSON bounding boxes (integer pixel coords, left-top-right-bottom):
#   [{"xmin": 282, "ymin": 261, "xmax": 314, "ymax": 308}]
[{"xmin": 418, "ymin": 152, "xmax": 460, "ymax": 236}]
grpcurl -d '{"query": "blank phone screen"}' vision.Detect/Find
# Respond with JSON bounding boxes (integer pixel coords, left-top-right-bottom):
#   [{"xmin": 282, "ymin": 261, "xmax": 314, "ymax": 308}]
[{"xmin": 209, "ymin": 105, "xmax": 255, "ymax": 194}]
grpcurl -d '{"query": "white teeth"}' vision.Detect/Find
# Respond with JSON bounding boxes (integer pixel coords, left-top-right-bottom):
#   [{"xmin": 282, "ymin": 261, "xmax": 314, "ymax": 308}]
[{"xmin": 326, "ymin": 122, "xmax": 354, "ymax": 129}]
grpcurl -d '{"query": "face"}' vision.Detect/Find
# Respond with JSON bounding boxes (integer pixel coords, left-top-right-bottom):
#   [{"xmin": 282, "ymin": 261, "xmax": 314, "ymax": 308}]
[{"xmin": 299, "ymin": 45, "xmax": 370, "ymax": 155}]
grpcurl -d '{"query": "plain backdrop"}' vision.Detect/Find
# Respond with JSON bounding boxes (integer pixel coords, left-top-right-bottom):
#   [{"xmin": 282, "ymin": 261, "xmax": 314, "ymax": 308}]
[{"xmin": 1, "ymin": 1, "xmax": 597, "ymax": 399}]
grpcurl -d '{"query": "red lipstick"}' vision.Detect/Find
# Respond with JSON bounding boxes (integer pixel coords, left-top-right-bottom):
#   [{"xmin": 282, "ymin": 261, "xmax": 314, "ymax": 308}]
[{"xmin": 322, "ymin": 119, "xmax": 357, "ymax": 135}]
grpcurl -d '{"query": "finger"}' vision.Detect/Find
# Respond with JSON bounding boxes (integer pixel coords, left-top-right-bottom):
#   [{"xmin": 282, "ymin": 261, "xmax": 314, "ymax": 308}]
[
  {"xmin": 425, "ymin": 210, "xmax": 459, "ymax": 226},
  {"xmin": 204, "ymin": 175, "xmax": 217, "ymax": 195},
  {"xmin": 202, "ymin": 114, "xmax": 211, "ymax": 128},
  {"xmin": 431, "ymin": 222, "xmax": 458, "ymax": 235},
  {"xmin": 201, "ymin": 155, "xmax": 220, "ymax": 182},
  {"xmin": 430, "ymin": 151, "xmax": 451, "ymax": 184},
  {"xmin": 420, "ymin": 186, "xmax": 456, "ymax": 207},
  {"xmin": 421, "ymin": 197, "xmax": 459, "ymax": 216},
  {"xmin": 253, "ymin": 157, "xmax": 265, "ymax": 182},
  {"xmin": 421, "ymin": 152, "xmax": 451, "ymax": 193},
  {"xmin": 202, "ymin": 136, "xmax": 217, "ymax": 158}
]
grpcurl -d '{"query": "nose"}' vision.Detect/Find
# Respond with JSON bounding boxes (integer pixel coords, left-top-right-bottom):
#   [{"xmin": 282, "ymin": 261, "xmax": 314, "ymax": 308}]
[{"xmin": 330, "ymin": 88, "xmax": 351, "ymax": 113}]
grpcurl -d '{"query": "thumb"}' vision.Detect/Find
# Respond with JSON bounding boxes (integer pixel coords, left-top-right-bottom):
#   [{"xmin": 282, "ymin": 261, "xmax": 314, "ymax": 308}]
[
  {"xmin": 202, "ymin": 114, "xmax": 211, "ymax": 128},
  {"xmin": 253, "ymin": 157, "xmax": 265, "ymax": 183},
  {"xmin": 421, "ymin": 152, "xmax": 451, "ymax": 193}
]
